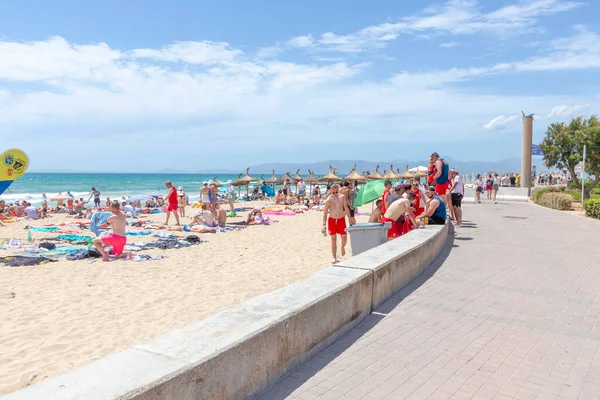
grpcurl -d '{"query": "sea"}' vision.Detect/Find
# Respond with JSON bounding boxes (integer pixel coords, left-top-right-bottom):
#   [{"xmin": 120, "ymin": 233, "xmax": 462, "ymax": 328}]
[{"xmin": 1, "ymin": 173, "xmax": 287, "ymax": 205}]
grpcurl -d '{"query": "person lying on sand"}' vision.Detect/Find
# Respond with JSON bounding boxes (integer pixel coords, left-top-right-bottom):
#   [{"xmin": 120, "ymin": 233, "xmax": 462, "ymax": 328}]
[
  {"xmin": 246, "ymin": 208, "xmax": 263, "ymax": 224},
  {"xmin": 92, "ymin": 200, "xmax": 128, "ymax": 262},
  {"xmin": 168, "ymin": 224, "xmax": 217, "ymax": 234}
]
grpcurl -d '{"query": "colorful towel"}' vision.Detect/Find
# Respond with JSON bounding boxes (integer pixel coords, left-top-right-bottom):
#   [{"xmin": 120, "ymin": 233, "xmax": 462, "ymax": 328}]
[
  {"xmin": 56, "ymin": 234, "xmax": 92, "ymax": 243},
  {"xmin": 90, "ymin": 212, "xmax": 113, "ymax": 236},
  {"xmin": 27, "ymin": 227, "xmax": 61, "ymax": 232},
  {"xmin": 126, "ymin": 231, "xmax": 152, "ymax": 236}
]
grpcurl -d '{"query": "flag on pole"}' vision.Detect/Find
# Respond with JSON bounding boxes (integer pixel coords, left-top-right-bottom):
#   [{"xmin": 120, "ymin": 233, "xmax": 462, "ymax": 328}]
[{"xmin": 532, "ymin": 144, "xmax": 543, "ymax": 156}]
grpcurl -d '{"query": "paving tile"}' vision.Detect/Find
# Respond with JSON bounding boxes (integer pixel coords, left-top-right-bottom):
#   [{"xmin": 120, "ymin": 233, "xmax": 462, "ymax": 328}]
[{"xmin": 259, "ymin": 203, "xmax": 600, "ymax": 400}]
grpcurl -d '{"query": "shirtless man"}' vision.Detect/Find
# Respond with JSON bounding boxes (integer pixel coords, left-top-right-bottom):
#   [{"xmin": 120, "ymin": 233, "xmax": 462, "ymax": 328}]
[
  {"xmin": 322, "ymin": 184, "xmax": 350, "ymax": 264},
  {"xmin": 369, "ymin": 199, "xmax": 383, "ymax": 223},
  {"xmin": 92, "ymin": 200, "xmax": 128, "ymax": 262},
  {"xmin": 381, "ymin": 192, "xmax": 417, "ymax": 240},
  {"xmin": 431, "ymin": 152, "xmax": 451, "ymax": 209},
  {"xmin": 340, "ymin": 181, "xmax": 357, "ymax": 226}
]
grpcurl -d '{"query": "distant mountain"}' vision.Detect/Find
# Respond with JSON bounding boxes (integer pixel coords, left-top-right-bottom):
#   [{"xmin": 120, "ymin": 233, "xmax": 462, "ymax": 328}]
[{"xmin": 242, "ymin": 157, "xmax": 549, "ymax": 175}]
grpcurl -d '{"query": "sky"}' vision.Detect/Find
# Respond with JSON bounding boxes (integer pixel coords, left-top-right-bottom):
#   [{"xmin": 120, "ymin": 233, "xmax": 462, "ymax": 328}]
[{"xmin": 0, "ymin": 0, "xmax": 599, "ymax": 172}]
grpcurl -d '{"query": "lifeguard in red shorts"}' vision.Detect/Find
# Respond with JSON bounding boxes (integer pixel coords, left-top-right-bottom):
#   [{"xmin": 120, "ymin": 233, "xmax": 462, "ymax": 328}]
[
  {"xmin": 382, "ymin": 192, "xmax": 417, "ymax": 240},
  {"xmin": 322, "ymin": 184, "xmax": 351, "ymax": 264},
  {"xmin": 164, "ymin": 180, "xmax": 181, "ymax": 226}
]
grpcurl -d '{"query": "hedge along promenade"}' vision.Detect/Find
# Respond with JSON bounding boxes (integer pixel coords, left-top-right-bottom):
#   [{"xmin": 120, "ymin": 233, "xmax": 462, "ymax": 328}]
[{"xmin": 2, "ymin": 224, "xmax": 449, "ymax": 400}]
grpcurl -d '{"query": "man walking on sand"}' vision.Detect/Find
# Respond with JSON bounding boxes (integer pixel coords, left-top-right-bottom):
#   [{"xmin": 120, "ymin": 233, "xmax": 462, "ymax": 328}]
[
  {"xmin": 92, "ymin": 200, "xmax": 128, "ymax": 262},
  {"xmin": 164, "ymin": 181, "xmax": 180, "ymax": 226},
  {"xmin": 322, "ymin": 183, "xmax": 350, "ymax": 264}
]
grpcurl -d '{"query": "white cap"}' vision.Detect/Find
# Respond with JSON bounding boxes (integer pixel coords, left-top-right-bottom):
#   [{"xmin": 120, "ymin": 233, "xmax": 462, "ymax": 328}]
[
  {"xmin": 178, "ymin": 186, "xmax": 183, "ymax": 190},
  {"xmin": 202, "ymin": 181, "xmax": 208, "ymax": 185}
]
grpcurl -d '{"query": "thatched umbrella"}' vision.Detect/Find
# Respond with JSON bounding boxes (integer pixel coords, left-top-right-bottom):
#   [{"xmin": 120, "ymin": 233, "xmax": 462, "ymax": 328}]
[
  {"xmin": 238, "ymin": 167, "xmax": 258, "ymax": 196},
  {"xmin": 366, "ymin": 165, "xmax": 383, "ymax": 180},
  {"xmin": 265, "ymin": 170, "xmax": 279, "ymax": 188},
  {"xmin": 232, "ymin": 173, "xmax": 244, "ymax": 196},
  {"xmin": 304, "ymin": 169, "xmax": 319, "ymax": 193},
  {"xmin": 211, "ymin": 176, "xmax": 223, "ymax": 188},
  {"xmin": 398, "ymin": 165, "xmax": 415, "ymax": 180},
  {"xmin": 413, "ymin": 170, "xmax": 428, "ymax": 180},
  {"xmin": 345, "ymin": 164, "xmax": 367, "ymax": 184},
  {"xmin": 318, "ymin": 165, "xmax": 341, "ymax": 183},
  {"xmin": 279, "ymin": 171, "xmax": 295, "ymax": 184},
  {"xmin": 292, "ymin": 169, "xmax": 303, "ymax": 181}
]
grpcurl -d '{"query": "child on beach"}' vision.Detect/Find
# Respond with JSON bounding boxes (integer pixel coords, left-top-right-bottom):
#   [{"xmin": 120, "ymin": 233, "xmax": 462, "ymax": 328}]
[{"xmin": 92, "ymin": 200, "xmax": 128, "ymax": 262}]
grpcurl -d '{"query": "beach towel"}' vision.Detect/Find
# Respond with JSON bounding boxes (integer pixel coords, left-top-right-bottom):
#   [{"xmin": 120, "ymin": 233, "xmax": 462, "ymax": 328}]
[
  {"xmin": 0, "ymin": 255, "xmax": 57, "ymax": 267},
  {"xmin": 90, "ymin": 212, "xmax": 113, "ymax": 236},
  {"xmin": 26, "ymin": 226, "xmax": 61, "ymax": 232},
  {"xmin": 126, "ymin": 231, "xmax": 151, "ymax": 236},
  {"xmin": 56, "ymin": 234, "xmax": 92, "ymax": 244}
]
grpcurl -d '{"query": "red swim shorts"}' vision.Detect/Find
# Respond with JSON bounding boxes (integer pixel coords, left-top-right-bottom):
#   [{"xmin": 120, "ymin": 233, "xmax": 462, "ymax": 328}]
[
  {"xmin": 381, "ymin": 216, "xmax": 401, "ymax": 239},
  {"xmin": 327, "ymin": 217, "xmax": 347, "ymax": 236},
  {"xmin": 101, "ymin": 234, "xmax": 127, "ymax": 255},
  {"xmin": 167, "ymin": 202, "xmax": 178, "ymax": 211},
  {"xmin": 435, "ymin": 183, "xmax": 449, "ymax": 196}
]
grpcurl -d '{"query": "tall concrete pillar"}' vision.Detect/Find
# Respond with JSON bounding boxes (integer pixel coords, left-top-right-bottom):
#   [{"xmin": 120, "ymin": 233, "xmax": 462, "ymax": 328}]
[{"xmin": 521, "ymin": 113, "xmax": 533, "ymax": 191}]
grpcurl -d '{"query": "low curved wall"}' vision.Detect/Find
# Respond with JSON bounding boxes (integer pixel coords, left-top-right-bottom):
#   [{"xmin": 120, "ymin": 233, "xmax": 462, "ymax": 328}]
[{"xmin": 2, "ymin": 224, "xmax": 449, "ymax": 400}]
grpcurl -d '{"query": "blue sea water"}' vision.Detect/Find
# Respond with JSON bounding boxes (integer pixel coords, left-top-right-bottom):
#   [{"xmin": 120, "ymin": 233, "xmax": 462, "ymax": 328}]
[{"xmin": 1, "ymin": 173, "xmax": 270, "ymax": 205}]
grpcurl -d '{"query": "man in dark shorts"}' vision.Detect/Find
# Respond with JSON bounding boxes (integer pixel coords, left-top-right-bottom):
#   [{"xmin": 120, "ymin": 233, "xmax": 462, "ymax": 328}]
[
  {"xmin": 88, "ymin": 187, "xmax": 101, "ymax": 208},
  {"xmin": 449, "ymin": 170, "xmax": 463, "ymax": 226},
  {"xmin": 416, "ymin": 187, "xmax": 447, "ymax": 225}
]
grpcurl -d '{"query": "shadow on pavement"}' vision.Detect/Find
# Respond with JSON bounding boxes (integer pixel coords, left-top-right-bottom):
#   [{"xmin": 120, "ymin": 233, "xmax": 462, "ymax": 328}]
[{"xmin": 258, "ymin": 226, "xmax": 456, "ymax": 399}]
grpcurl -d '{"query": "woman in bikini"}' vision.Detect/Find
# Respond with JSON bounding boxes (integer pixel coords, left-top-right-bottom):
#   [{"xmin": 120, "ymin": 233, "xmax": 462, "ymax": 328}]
[{"xmin": 177, "ymin": 186, "xmax": 187, "ymax": 218}]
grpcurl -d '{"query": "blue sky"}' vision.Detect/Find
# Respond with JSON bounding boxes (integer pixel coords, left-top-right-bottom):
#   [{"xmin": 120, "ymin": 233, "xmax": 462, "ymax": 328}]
[{"xmin": 0, "ymin": 0, "xmax": 598, "ymax": 172}]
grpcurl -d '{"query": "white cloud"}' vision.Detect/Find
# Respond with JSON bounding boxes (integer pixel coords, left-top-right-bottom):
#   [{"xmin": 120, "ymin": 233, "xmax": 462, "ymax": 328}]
[
  {"xmin": 131, "ymin": 41, "xmax": 242, "ymax": 64},
  {"xmin": 547, "ymin": 104, "xmax": 591, "ymax": 118},
  {"xmin": 484, "ymin": 115, "xmax": 518, "ymax": 130},
  {"xmin": 288, "ymin": 0, "xmax": 582, "ymax": 53},
  {"xmin": 440, "ymin": 41, "xmax": 459, "ymax": 48},
  {"xmin": 286, "ymin": 35, "xmax": 314, "ymax": 48}
]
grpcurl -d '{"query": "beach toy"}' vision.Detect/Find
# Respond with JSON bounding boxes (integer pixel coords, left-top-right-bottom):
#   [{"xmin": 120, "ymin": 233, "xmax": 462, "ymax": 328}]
[
  {"xmin": 227, "ymin": 212, "xmax": 237, "ymax": 217},
  {"xmin": 0, "ymin": 149, "xmax": 29, "ymax": 196}
]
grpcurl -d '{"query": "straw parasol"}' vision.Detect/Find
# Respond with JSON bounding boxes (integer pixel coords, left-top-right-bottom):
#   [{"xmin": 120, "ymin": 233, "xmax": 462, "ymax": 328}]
[
  {"xmin": 279, "ymin": 171, "xmax": 295, "ymax": 184},
  {"xmin": 398, "ymin": 164, "xmax": 415, "ymax": 180},
  {"xmin": 265, "ymin": 170, "xmax": 279, "ymax": 186},
  {"xmin": 382, "ymin": 165, "xmax": 400, "ymax": 180},
  {"xmin": 413, "ymin": 170, "xmax": 428, "ymax": 179},
  {"xmin": 211, "ymin": 176, "xmax": 223, "ymax": 187},
  {"xmin": 304, "ymin": 169, "xmax": 319, "ymax": 192},
  {"xmin": 232, "ymin": 173, "xmax": 244, "ymax": 196},
  {"xmin": 345, "ymin": 164, "xmax": 367, "ymax": 183},
  {"xmin": 318, "ymin": 165, "xmax": 341, "ymax": 182},
  {"xmin": 292, "ymin": 169, "xmax": 303, "ymax": 181},
  {"xmin": 366, "ymin": 165, "xmax": 383, "ymax": 180},
  {"xmin": 238, "ymin": 168, "xmax": 257, "ymax": 196}
]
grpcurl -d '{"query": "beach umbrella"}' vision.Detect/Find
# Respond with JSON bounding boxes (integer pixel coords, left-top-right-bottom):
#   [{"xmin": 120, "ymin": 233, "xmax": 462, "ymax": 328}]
[
  {"xmin": 232, "ymin": 173, "xmax": 244, "ymax": 196},
  {"xmin": 304, "ymin": 169, "xmax": 319, "ymax": 193},
  {"xmin": 397, "ymin": 165, "xmax": 415, "ymax": 180},
  {"xmin": 382, "ymin": 165, "xmax": 400, "ymax": 180},
  {"xmin": 211, "ymin": 177, "xmax": 223, "ymax": 188},
  {"xmin": 279, "ymin": 171, "xmax": 295, "ymax": 184},
  {"xmin": 318, "ymin": 165, "xmax": 341, "ymax": 182},
  {"xmin": 265, "ymin": 170, "xmax": 279, "ymax": 190},
  {"xmin": 239, "ymin": 168, "xmax": 257, "ymax": 196},
  {"xmin": 345, "ymin": 164, "xmax": 367, "ymax": 183},
  {"xmin": 409, "ymin": 166, "xmax": 428, "ymax": 173},
  {"xmin": 413, "ymin": 170, "xmax": 428, "ymax": 179},
  {"xmin": 366, "ymin": 165, "xmax": 383, "ymax": 180},
  {"xmin": 292, "ymin": 169, "xmax": 303, "ymax": 181},
  {"xmin": 354, "ymin": 180, "xmax": 386, "ymax": 207}
]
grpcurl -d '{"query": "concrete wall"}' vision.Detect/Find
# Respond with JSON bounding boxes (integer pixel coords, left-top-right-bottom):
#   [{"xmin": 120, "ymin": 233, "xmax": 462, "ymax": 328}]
[
  {"xmin": 336, "ymin": 224, "xmax": 448, "ymax": 310},
  {"xmin": 2, "ymin": 224, "xmax": 449, "ymax": 400}
]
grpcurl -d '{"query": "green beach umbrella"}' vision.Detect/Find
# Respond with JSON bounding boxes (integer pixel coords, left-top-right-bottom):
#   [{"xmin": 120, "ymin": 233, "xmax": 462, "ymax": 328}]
[{"xmin": 354, "ymin": 179, "xmax": 387, "ymax": 207}]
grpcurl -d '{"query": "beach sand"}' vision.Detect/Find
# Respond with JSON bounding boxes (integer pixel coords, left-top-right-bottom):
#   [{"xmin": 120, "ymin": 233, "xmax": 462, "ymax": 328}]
[{"xmin": 0, "ymin": 204, "xmax": 370, "ymax": 395}]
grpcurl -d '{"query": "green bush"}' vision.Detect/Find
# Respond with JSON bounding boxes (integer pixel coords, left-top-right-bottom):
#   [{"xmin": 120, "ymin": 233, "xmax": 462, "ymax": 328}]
[
  {"xmin": 568, "ymin": 190, "xmax": 582, "ymax": 201},
  {"xmin": 584, "ymin": 199, "xmax": 600, "ymax": 219},
  {"xmin": 533, "ymin": 189, "xmax": 550, "ymax": 202},
  {"xmin": 537, "ymin": 192, "xmax": 573, "ymax": 211}
]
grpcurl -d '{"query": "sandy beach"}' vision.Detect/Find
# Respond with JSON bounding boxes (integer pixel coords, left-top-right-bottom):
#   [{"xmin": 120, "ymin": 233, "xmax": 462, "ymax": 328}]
[{"xmin": 0, "ymin": 204, "xmax": 369, "ymax": 395}]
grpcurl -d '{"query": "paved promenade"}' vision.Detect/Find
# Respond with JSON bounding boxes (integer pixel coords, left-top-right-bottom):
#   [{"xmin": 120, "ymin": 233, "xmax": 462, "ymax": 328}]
[{"xmin": 260, "ymin": 202, "xmax": 600, "ymax": 399}]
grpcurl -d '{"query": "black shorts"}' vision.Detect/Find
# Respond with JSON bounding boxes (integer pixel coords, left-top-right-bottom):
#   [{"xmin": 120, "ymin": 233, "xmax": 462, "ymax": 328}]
[
  {"xmin": 451, "ymin": 193, "xmax": 463, "ymax": 207},
  {"xmin": 429, "ymin": 216, "xmax": 445, "ymax": 225},
  {"xmin": 282, "ymin": 188, "xmax": 288, "ymax": 195},
  {"xmin": 94, "ymin": 198, "xmax": 101, "ymax": 206}
]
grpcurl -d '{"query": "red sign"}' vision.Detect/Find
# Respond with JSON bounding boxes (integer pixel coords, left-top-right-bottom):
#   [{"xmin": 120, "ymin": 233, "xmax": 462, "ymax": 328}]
[{"xmin": 7, "ymin": 169, "xmax": 13, "ymax": 176}]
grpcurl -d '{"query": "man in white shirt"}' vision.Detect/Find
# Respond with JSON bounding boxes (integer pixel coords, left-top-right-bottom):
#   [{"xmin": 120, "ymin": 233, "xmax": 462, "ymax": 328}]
[
  {"xmin": 24, "ymin": 202, "xmax": 38, "ymax": 219},
  {"xmin": 449, "ymin": 170, "xmax": 464, "ymax": 226},
  {"xmin": 121, "ymin": 202, "xmax": 135, "ymax": 217},
  {"xmin": 297, "ymin": 179, "xmax": 306, "ymax": 203}
]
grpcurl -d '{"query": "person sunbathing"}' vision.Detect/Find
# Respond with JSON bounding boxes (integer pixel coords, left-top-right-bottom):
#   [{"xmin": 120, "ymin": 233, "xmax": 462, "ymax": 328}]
[
  {"xmin": 169, "ymin": 223, "xmax": 217, "ymax": 234},
  {"xmin": 246, "ymin": 208, "xmax": 263, "ymax": 224}
]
